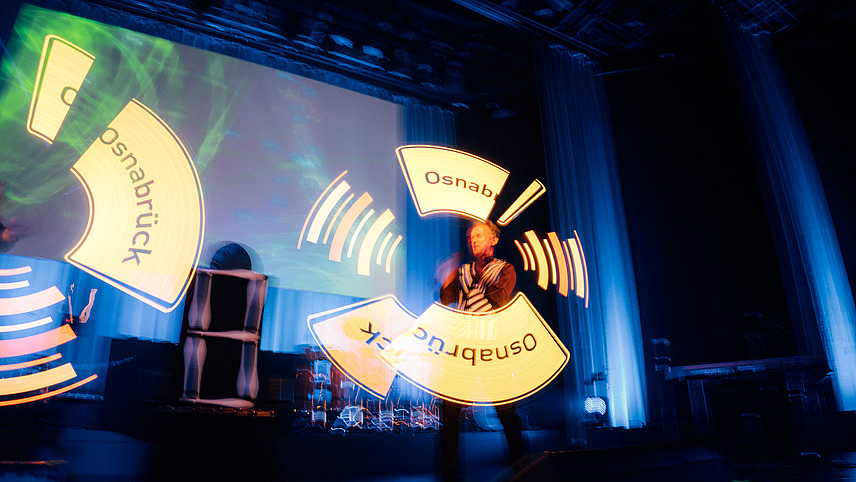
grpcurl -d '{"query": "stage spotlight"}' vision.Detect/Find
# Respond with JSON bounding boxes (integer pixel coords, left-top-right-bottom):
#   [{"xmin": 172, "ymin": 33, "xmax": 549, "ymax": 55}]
[
  {"xmin": 585, "ymin": 396, "xmax": 606, "ymax": 416},
  {"xmin": 585, "ymin": 396, "xmax": 608, "ymax": 425},
  {"xmin": 329, "ymin": 34, "xmax": 353, "ymax": 49},
  {"xmin": 362, "ymin": 45, "xmax": 384, "ymax": 60}
]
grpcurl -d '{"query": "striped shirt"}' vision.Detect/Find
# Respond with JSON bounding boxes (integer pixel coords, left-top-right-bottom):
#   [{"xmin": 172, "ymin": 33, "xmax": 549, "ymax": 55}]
[{"xmin": 441, "ymin": 257, "xmax": 516, "ymax": 312}]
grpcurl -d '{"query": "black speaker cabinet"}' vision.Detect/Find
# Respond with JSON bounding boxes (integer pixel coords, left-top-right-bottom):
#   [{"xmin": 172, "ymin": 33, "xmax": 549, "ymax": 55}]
[{"xmin": 180, "ymin": 268, "xmax": 267, "ymax": 408}]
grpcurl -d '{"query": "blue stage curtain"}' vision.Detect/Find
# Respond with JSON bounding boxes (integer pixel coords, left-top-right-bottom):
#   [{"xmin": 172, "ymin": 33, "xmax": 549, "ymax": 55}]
[
  {"xmin": 392, "ymin": 103, "xmax": 459, "ymax": 403},
  {"xmin": 260, "ymin": 287, "xmax": 361, "ymax": 353},
  {"xmin": 403, "ymin": 104, "xmax": 460, "ymax": 313},
  {"xmin": 0, "ymin": 252, "xmax": 185, "ymax": 343},
  {"xmin": 534, "ymin": 43, "xmax": 647, "ymax": 437},
  {"xmin": 0, "ymin": 254, "xmax": 112, "ymax": 394},
  {"xmin": 726, "ymin": 25, "xmax": 856, "ymax": 410}
]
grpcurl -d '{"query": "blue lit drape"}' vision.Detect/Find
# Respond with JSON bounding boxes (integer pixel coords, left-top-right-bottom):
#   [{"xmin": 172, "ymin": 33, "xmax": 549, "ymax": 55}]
[
  {"xmin": 534, "ymin": 43, "xmax": 647, "ymax": 437},
  {"xmin": 403, "ymin": 103, "xmax": 460, "ymax": 313},
  {"xmin": 260, "ymin": 288, "xmax": 361, "ymax": 352},
  {"xmin": 394, "ymin": 103, "xmax": 459, "ymax": 404},
  {"xmin": 0, "ymin": 252, "xmax": 185, "ymax": 343},
  {"xmin": 0, "ymin": 254, "xmax": 113, "ymax": 394},
  {"xmin": 726, "ymin": 25, "xmax": 856, "ymax": 410}
]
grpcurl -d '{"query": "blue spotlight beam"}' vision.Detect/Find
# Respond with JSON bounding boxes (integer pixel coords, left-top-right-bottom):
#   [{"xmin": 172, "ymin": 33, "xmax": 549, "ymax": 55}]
[
  {"xmin": 535, "ymin": 43, "xmax": 648, "ymax": 434},
  {"xmin": 728, "ymin": 26, "xmax": 856, "ymax": 410}
]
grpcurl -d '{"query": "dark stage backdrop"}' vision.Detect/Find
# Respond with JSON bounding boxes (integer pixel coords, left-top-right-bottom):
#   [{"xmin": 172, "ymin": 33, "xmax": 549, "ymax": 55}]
[
  {"xmin": 603, "ymin": 9, "xmax": 856, "ymax": 388},
  {"xmin": 603, "ymin": 31, "xmax": 794, "ymax": 367}
]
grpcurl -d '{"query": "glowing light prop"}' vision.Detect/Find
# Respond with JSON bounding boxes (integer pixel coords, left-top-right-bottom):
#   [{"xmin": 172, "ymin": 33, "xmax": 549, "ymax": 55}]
[
  {"xmin": 308, "ymin": 293, "xmax": 569, "ymax": 405},
  {"xmin": 381, "ymin": 293, "xmax": 569, "ymax": 405},
  {"xmin": 27, "ymin": 35, "xmax": 95, "ymax": 144},
  {"xmin": 0, "ymin": 286, "xmax": 64, "ymax": 316},
  {"xmin": 0, "ymin": 375, "xmax": 98, "ymax": 407},
  {"xmin": 517, "ymin": 230, "xmax": 589, "ymax": 306},
  {"xmin": 0, "ymin": 324, "xmax": 76, "ymax": 358},
  {"xmin": 0, "ymin": 280, "xmax": 29, "ymax": 290},
  {"xmin": 497, "ymin": 180, "xmax": 546, "ymax": 226},
  {"xmin": 0, "ymin": 363, "xmax": 77, "ymax": 396},
  {"xmin": 308, "ymin": 295, "xmax": 417, "ymax": 398},
  {"xmin": 0, "ymin": 266, "xmax": 97, "ymax": 406},
  {"xmin": 297, "ymin": 171, "xmax": 402, "ymax": 276},
  {"xmin": 396, "ymin": 145, "xmax": 509, "ymax": 222},
  {"xmin": 65, "ymin": 99, "xmax": 205, "ymax": 313},
  {"xmin": 0, "ymin": 353, "xmax": 62, "ymax": 371}
]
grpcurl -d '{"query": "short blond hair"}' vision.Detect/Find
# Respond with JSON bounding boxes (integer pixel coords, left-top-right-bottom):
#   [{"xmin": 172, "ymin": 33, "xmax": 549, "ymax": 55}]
[{"xmin": 468, "ymin": 219, "xmax": 500, "ymax": 240}]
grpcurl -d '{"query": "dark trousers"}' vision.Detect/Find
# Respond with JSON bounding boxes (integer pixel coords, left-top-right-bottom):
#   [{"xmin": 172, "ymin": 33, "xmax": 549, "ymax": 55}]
[{"xmin": 440, "ymin": 401, "xmax": 523, "ymax": 481}]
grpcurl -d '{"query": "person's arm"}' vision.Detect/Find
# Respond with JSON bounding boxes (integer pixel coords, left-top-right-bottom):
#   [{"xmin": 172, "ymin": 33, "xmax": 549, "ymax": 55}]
[
  {"xmin": 485, "ymin": 263, "xmax": 516, "ymax": 308},
  {"xmin": 440, "ymin": 268, "xmax": 460, "ymax": 306}
]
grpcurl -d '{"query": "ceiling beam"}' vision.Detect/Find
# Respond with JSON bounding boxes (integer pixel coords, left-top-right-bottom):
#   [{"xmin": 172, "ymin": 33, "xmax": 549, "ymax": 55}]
[{"xmin": 447, "ymin": 0, "xmax": 609, "ymax": 59}]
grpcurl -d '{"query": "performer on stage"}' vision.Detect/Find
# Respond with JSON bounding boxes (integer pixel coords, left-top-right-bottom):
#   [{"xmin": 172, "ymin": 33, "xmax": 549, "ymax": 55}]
[{"xmin": 438, "ymin": 219, "xmax": 523, "ymax": 481}]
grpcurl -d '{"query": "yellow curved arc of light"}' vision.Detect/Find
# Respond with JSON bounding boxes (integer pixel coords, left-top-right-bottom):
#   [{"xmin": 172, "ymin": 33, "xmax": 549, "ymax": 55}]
[
  {"xmin": 573, "ymin": 230, "xmax": 590, "ymax": 308},
  {"xmin": 0, "ymin": 280, "xmax": 29, "ymax": 290},
  {"xmin": 0, "ymin": 286, "xmax": 64, "ymax": 316},
  {"xmin": 384, "ymin": 235, "xmax": 403, "ymax": 274},
  {"xmin": 0, "ymin": 353, "xmax": 62, "ymax": 371},
  {"xmin": 27, "ymin": 35, "xmax": 95, "ymax": 144},
  {"xmin": 396, "ymin": 145, "xmax": 509, "ymax": 222},
  {"xmin": 0, "ymin": 324, "xmax": 76, "ymax": 358},
  {"xmin": 513, "ymin": 240, "xmax": 528, "ymax": 271},
  {"xmin": 0, "ymin": 374, "xmax": 98, "ymax": 407},
  {"xmin": 357, "ymin": 209, "xmax": 395, "ymax": 276},
  {"xmin": 297, "ymin": 170, "xmax": 347, "ymax": 250},
  {"xmin": 524, "ymin": 231, "xmax": 549, "ymax": 290},
  {"xmin": 348, "ymin": 209, "xmax": 374, "ymax": 259},
  {"xmin": 64, "ymin": 99, "xmax": 205, "ymax": 313},
  {"xmin": 0, "ymin": 363, "xmax": 77, "ymax": 396},
  {"xmin": 546, "ymin": 232, "xmax": 569, "ymax": 297},
  {"xmin": 376, "ymin": 232, "xmax": 393, "ymax": 266},
  {"xmin": 0, "ymin": 316, "xmax": 53, "ymax": 333},
  {"xmin": 380, "ymin": 293, "xmax": 569, "ymax": 406},
  {"xmin": 561, "ymin": 239, "xmax": 575, "ymax": 293},
  {"xmin": 567, "ymin": 238, "xmax": 586, "ymax": 302},
  {"xmin": 0, "ymin": 267, "xmax": 32, "ymax": 276},
  {"xmin": 324, "ymin": 193, "xmax": 354, "ymax": 245},
  {"xmin": 329, "ymin": 192, "xmax": 372, "ymax": 262},
  {"xmin": 542, "ymin": 238, "xmax": 558, "ymax": 287},
  {"xmin": 307, "ymin": 180, "xmax": 351, "ymax": 244}
]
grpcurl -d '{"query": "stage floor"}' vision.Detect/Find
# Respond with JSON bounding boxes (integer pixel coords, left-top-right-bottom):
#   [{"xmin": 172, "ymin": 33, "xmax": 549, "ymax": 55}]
[
  {"xmin": 3, "ymin": 410, "xmax": 856, "ymax": 481},
  {"xmin": 0, "ymin": 424, "xmax": 563, "ymax": 481}
]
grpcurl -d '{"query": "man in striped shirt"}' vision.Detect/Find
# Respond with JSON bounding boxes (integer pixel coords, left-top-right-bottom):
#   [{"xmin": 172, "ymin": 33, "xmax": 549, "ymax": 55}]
[{"xmin": 438, "ymin": 220, "xmax": 522, "ymax": 481}]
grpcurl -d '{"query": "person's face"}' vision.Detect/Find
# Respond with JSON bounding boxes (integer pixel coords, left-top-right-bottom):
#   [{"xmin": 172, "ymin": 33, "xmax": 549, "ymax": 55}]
[{"xmin": 467, "ymin": 224, "xmax": 497, "ymax": 260}]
